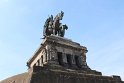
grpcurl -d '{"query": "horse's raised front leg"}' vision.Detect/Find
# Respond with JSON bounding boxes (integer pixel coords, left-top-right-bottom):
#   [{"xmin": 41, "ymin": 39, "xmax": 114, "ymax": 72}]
[{"xmin": 53, "ymin": 28, "xmax": 56, "ymax": 35}]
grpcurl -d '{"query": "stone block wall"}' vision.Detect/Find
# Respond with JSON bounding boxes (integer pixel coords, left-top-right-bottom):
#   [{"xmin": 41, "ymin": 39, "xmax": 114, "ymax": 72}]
[{"xmin": 30, "ymin": 70, "xmax": 123, "ymax": 83}]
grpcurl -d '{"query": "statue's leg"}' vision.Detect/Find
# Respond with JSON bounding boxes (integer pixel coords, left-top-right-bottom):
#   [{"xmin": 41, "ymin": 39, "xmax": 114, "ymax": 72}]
[
  {"xmin": 42, "ymin": 27, "xmax": 47, "ymax": 39},
  {"xmin": 55, "ymin": 30, "xmax": 57, "ymax": 35},
  {"xmin": 58, "ymin": 29, "xmax": 60, "ymax": 35},
  {"xmin": 49, "ymin": 28, "xmax": 52, "ymax": 36},
  {"xmin": 47, "ymin": 28, "xmax": 52, "ymax": 36},
  {"xmin": 53, "ymin": 28, "xmax": 55, "ymax": 35},
  {"xmin": 59, "ymin": 30, "xmax": 64, "ymax": 37},
  {"xmin": 43, "ymin": 27, "xmax": 47, "ymax": 36},
  {"xmin": 62, "ymin": 30, "xmax": 65, "ymax": 37},
  {"xmin": 47, "ymin": 29, "xmax": 50, "ymax": 36}
]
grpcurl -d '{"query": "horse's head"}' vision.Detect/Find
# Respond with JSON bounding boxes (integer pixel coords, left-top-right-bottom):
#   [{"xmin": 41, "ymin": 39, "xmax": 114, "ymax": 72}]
[
  {"xmin": 64, "ymin": 24, "xmax": 68, "ymax": 30},
  {"xmin": 60, "ymin": 24, "xmax": 68, "ymax": 30}
]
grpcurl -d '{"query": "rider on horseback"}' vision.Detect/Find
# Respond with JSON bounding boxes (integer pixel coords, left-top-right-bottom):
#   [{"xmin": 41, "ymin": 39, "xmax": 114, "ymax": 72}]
[
  {"xmin": 52, "ymin": 11, "xmax": 64, "ymax": 35},
  {"xmin": 43, "ymin": 15, "xmax": 53, "ymax": 38},
  {"xmin": 43, "ymin": 11, "xmax": 68, "ymax": 38}
]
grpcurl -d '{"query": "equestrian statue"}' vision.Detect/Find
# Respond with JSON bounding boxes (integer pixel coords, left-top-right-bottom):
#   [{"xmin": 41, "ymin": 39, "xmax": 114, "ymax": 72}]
[{"xmin": 43, "ymin": 11, "xmax": 68, "ymax": 38}]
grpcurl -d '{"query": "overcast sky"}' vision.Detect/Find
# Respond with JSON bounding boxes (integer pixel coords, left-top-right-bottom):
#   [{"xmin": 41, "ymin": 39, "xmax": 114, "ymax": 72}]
[{"xmin": 0, "ymin": 0, "xmax": 124, "ymax": 81}]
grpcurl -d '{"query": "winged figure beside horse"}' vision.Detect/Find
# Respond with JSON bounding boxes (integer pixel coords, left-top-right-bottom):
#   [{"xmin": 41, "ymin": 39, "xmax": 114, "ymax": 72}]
[{"xmin": 43, "ymin": 11, "xmax": 68, "ymax": 38}]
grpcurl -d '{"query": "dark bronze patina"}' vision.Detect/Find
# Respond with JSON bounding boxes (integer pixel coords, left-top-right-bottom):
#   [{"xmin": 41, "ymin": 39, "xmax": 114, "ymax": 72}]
[{"xmin": 43, "ymin": 11, "xmax": 68, "ymax": 38}]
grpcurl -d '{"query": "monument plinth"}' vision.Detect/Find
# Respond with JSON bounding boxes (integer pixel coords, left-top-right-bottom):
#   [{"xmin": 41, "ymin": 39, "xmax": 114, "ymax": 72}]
[
  {"xmin": 27, "ymin": 35, "xmax": 101, "ymax": 75},
  {"xmin": 27, "ymin": 35, "xmax": 88, "ymax": 68}
]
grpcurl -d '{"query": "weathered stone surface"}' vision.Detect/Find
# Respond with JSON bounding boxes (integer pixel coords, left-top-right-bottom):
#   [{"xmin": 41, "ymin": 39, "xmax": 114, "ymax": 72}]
[
  {"xmin": 27, "ymin": 35, "xmax": 90, "ymax": 69},
  {"xmin": 1, "ymin": 70, "xmax": 123, "ymax": 83},
  {"xmin": 0, "ymin": 72, "xmax": 31, "ymax": 83},
  {"xmin": 27, "ymin": 36, "xmax": 89, "ymax": 71},
  {"xmin": 1, "ymin": 36, "xmax": 123, "ymax": 83}
]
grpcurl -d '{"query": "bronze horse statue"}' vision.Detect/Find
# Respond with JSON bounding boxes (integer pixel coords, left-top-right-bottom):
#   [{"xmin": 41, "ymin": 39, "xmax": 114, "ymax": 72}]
[
  {"xmin": 58, "ymin": 24, "xmax": 68, "ymax": 37},
  {"xmin": 43, "ymin": 11, "xmax": 68, "ymax": 38}
]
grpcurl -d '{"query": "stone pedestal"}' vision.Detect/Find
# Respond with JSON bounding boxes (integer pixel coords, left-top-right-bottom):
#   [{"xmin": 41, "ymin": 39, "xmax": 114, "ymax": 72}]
[
  {"xmin": 27, "ymin": 35, "xmax": 101, "ymax": 75},
  {"xmin": 1, "ymin": 35, "xmax": 123, "ymax": 83}
]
